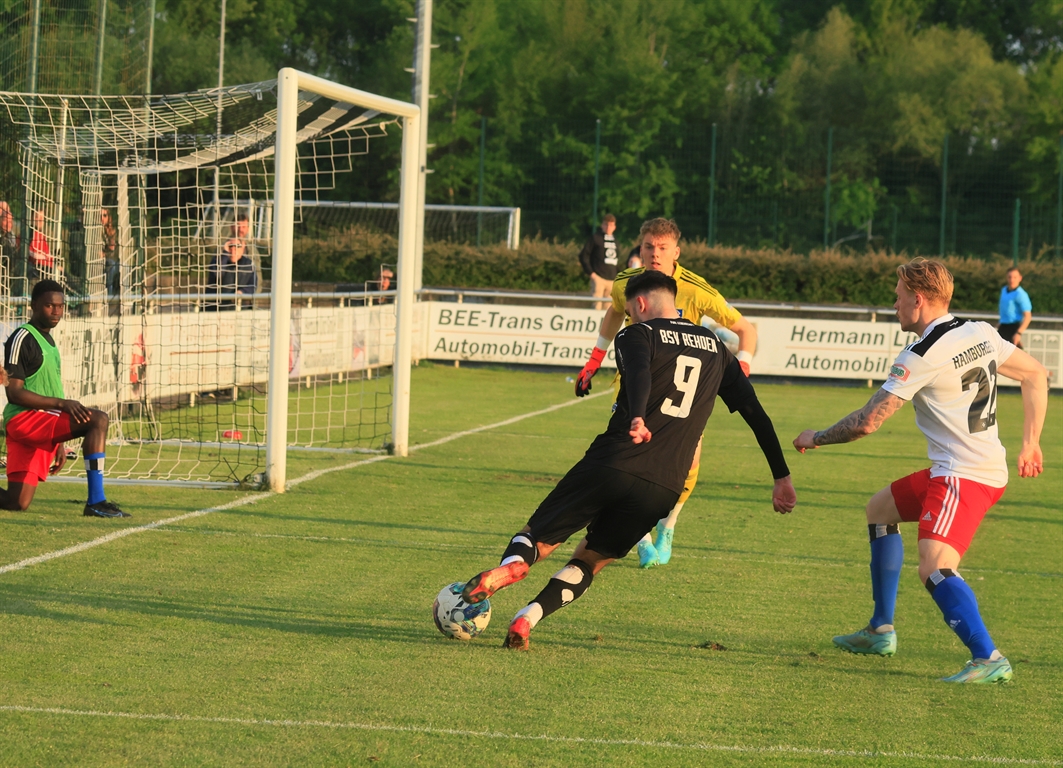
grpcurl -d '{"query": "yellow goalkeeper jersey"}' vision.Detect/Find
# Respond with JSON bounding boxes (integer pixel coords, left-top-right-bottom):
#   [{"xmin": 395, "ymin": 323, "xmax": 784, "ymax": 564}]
[{"xmin": 610, "ymin": 263, "xmax": 742, "ymax": 328}]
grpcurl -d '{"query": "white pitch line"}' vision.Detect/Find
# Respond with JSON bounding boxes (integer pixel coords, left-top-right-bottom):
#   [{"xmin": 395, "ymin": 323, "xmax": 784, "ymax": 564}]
[
  {"xmin": 0, "ymin": 705, "xmax": 1057, "ymax": 766},
  {"xmin": 0, "ymin": 392, "xmax": 607, "ymax": 576}
]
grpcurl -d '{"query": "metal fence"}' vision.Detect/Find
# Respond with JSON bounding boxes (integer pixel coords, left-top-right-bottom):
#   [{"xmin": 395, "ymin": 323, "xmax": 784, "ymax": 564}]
[{"xmin": 485, "ymin": 118, "xmax": 1063, "ymax": 260}]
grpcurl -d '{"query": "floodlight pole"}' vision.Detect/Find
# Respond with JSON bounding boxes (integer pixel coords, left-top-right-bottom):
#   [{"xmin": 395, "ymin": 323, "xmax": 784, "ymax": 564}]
[
  {"xmin": 939, "ymin": 133, "xmax": 948, "ymax": 257},
  {"xmin": 94, "ymin": 0, "xmax": 108, "ymax": 95},
  {"xmin": 145, "ymin": 0, "xmax": 157, "ymax": 95},
  {"xmin": 214, "ymin": 0, "xmax": 227, "ymax": 250},
  {"xmin": 28, "ymin": 0, "xmax": 42, "ymax": 93},
  {"xmin": 477, "ymin": 116, "xmax": 486, "ymax": 246},
  {"xmin": 410, "ymin": 0, "xmax": 432, "ymax": 291}
]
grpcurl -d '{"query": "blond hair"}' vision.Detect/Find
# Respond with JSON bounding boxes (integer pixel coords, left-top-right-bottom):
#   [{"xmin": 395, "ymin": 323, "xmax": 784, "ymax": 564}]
[
  {"xmin": 896, "ymin": 257, "xmax": 953, "ymax": 306},
  {"xmin": 639, "ymin": 217, "xmax": 681, "ymax": 243}
]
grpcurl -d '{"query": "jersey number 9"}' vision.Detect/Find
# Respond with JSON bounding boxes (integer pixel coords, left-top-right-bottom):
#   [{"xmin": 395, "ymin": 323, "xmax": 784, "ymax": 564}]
[{"xmin": 661, "ymin": 355, "xmax": 702, "ymax": 419}]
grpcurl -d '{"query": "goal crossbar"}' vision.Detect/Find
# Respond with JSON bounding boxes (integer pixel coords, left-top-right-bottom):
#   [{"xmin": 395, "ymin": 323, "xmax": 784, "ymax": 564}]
[{"xmin": 266, "ymin": 68, "xmax": 421, "ymax": 492}]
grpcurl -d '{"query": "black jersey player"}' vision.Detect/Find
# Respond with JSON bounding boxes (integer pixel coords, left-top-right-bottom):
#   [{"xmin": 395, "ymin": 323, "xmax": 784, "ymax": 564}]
[{"xmin": 458, "ymin": 270, "xmax": 798, "ymax": 650}]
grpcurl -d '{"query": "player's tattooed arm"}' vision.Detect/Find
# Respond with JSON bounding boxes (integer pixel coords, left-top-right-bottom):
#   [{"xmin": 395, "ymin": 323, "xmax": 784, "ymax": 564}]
[
  {"xmin": 812, "ymin": 389, "xmax": 905, "ymax": 446},
  {"xmin": 794, "ymin": 390, "xmax": 905, "ymax": 451}
]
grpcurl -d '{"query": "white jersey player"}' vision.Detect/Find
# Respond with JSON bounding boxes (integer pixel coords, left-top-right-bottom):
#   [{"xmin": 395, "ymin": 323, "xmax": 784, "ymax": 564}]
[{"xmin": 794, "ymin": 258, "xmax": 1048, "ymax": 684}]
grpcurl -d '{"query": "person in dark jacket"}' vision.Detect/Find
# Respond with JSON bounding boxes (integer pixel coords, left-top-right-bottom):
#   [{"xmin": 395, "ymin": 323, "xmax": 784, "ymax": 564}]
[
  {"xmin": 206, "ymin": 237, "xmax": 257, "ymax": 311},
  {"xmin": 578, "ymin": 214, "xmax": 620, "ymax": 310}
]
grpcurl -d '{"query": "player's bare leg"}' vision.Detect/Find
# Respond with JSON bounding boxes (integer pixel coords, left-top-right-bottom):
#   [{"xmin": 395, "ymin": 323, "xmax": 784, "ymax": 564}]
[
  {"xmin": 462, "ymin": 525, "xmax": 562, "ymax": 604},
  {"xmin": 833, "ymin": 485, "xmax": 902, "ymax": 656},
  {"xmin": 919, "ymin": 538, "xmax": 1011, "ymax": 683},
  {"xmin": 70, "ymin": 408, "xmax": 129, "ymax": 518},
  {"xmin": 504, "ymin": 541, "xmax": 613, "ymax": 650},
  {"xmin": 0, "ymin": 481, "xmax": 38, "ymax": 511}
]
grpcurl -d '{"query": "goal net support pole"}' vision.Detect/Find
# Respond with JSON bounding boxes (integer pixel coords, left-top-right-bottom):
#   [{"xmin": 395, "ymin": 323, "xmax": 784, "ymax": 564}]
[{"xmin": 265, "ymin": 68, "xmax": 421, "ymax": 492}]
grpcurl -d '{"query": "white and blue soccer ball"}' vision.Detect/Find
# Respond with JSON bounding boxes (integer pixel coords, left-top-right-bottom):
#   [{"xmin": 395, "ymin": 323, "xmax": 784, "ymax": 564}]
[{"xmin": 433, "ymin": 582, "xmax": 492, "ymax": 640}]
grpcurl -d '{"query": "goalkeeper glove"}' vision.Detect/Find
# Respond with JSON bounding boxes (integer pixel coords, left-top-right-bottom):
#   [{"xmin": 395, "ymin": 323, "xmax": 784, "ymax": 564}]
[{"xmin": 576, "ymin": 347, "xmax": 607, "ymax": 397}]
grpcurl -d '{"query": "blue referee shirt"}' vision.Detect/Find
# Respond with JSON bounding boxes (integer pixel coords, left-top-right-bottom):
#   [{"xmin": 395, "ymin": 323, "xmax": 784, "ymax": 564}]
[{"xmin": 999, "ymin": 285, "xmax": 1032, "ymax": 324}]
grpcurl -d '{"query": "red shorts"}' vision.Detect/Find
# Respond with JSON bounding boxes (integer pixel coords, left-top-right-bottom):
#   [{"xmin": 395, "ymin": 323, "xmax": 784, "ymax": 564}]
[
  {"xmin": 890, "ymin": 468, "xmax": 1005, "ymax": 555},
  {"xmin": 4, "ymin": 410, "xmax": 75, "ymax": 485}
]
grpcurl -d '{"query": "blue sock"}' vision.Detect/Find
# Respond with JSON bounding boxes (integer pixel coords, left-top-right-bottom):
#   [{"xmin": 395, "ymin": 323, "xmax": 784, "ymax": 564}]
[
  {"xmin": 868, "ymin": 524, "xmax": 903, "ymax": 628},
  {"xmin": 84, "ymin": 452, "xmax": 106, "ymax": 505},
  {"xmin": 926, "ymin": 569, "xmax": 996, "ymax": 660}
]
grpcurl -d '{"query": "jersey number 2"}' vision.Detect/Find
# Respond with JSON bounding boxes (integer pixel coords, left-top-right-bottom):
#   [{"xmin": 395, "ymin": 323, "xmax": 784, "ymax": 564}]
[
  {"xmin": 960, "ymin": 360, "xmax": 998, "ymax": 433},
  {"xmin": 660, "ymin": 355, "xmax": 702, "ymax": 419}
]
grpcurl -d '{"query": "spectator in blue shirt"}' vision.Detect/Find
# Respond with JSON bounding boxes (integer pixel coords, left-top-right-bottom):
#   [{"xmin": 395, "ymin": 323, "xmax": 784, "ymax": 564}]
[{"xmin": 998, "ymin": 267, "xmax": 1032, "ymax": 348}]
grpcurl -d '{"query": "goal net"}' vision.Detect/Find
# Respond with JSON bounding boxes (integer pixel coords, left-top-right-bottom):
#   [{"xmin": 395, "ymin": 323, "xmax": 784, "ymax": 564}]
[
  {"xmin": 203, "ymin": 200, "xmax": 519, "ymax": 253},
  {"xmin": 0, "ymin": 70, "xmax": 420, "ymax": 489}
]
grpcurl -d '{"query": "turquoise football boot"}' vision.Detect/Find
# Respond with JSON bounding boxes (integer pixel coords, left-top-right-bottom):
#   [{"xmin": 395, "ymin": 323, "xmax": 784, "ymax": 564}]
[
  {"xmin": 637, "ymin": 540, "xmax": 659, "ymax": 569},
  {"xmin": 832, "ymin": 627, "xmax": 897, "ymax": 657},
  {"xmin": 655, "ymin": 522, "xmax": 674, "ymax": 565},
  {"xmin": 939, "ymin": 657, "xmax": 1013, "ymax": 684}
]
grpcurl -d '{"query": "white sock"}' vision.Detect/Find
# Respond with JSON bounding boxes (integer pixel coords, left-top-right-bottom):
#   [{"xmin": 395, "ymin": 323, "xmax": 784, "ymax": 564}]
[
  {"xmin": 638, "ymin": 532, "xmax": 653, "ymax": 546},
  {"xmin": 662, "ymin": 501, "xmax": 685, "ymax": 530},
  {"xmin": 513, "ymin": 602, "xmax": 545, "ymax": 629}
]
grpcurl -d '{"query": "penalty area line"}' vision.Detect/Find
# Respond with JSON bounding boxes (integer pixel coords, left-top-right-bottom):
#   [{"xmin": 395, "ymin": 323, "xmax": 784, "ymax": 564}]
[
  {"xmin": 0, "ymin": 392, "xmax": 608, "ymax": 576},
  {"xmin": 0, "ymin": 705, "xmax": 1058, "ymax": 766}
]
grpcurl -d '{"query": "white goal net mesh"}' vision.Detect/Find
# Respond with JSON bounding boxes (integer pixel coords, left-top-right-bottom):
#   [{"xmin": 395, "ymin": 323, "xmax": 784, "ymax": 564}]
[{"xmin": 0, "ymin": 80, "xmax": 404, "ymax": 486}]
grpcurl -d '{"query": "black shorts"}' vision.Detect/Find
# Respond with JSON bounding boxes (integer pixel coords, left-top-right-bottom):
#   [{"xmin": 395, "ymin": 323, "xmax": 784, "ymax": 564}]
[
  {"xmin": 526, "ymin": 462, "xmax": 680, "ymax": 560},
  {"xmin": 998, "ymin": 323, "xmax": 1023, "ymax": 348}
]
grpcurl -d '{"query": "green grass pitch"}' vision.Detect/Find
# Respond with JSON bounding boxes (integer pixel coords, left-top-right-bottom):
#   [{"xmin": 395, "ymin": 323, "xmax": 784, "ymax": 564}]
[{"xmin": 0, "ymin": 365, "xmax": 1059, "ymax": 766}]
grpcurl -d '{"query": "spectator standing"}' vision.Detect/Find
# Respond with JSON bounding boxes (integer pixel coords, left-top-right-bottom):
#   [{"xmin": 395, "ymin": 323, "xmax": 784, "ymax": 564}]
[
  {"xmin": 365, "ymin": 266, "xmax": 394, "ymax": 306},
  {"xmin": 578, "ymin": 214, "xmax": 620, "ymax": 310},
  {"xmin": 230, "ymin": 213, "xmax": 261, "ymax": 275},
  {"xmin": 206, "ymin": 237, "xmax": 257, "ymax": 311},
  {"xmin": 102, "ymin": 208, "xmax": 119, "ymax": 296},
  {"xmin": 998, "ymin": 267, "xmax": 1032, "ymax": 349},
  {"xmin": 0, "ymin": 201, "xmax": 17, "ymax": 266},
  {"xmin": 28, "ymin": 209, "xmax": 52, "ymax": 282}
]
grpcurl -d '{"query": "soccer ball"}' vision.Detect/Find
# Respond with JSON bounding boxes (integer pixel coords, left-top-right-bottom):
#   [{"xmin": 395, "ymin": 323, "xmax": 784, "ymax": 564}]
[{"xmin": 433, "ymin": 582, "xmax": 491, "ymax": 640}]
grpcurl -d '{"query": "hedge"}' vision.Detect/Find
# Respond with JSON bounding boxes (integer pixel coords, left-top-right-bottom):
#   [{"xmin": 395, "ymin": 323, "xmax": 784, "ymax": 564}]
[{"xmin": 291, "ymin": 229, "xmax": 1062, "ymax": 315}]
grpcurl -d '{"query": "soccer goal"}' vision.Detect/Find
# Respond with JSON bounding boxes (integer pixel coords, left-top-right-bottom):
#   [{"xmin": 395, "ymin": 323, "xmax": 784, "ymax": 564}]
[
  {"xmin": 200, "ymin": 200, "xmax": 519, "ymax": 251},
  {"xmin": 0, "ymin": 68, "xmax": 420, "ymax": 491}
]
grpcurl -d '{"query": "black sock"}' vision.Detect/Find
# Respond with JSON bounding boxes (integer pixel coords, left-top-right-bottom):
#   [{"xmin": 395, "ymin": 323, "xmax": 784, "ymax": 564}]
[
  {"xmin": 515, "ymin": 559, "xmax": 594, "ymax": 629},
  {"xmin": 500, "ymin": 532, "xmax": 539, "ymax": 566}
]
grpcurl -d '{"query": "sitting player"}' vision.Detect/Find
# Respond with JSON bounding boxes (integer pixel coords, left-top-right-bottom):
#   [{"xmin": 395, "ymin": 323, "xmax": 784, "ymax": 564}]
[
  {"xmin": 2, "ymin": 280, "xmax": 128, "ymax": 517},
  {"xmin": 458, "ymin": 270, "xmax": 796, "ymax": 650},
  {"xmin": 574, "ymin": 218, "xmax": 758, "ymax": 568}
]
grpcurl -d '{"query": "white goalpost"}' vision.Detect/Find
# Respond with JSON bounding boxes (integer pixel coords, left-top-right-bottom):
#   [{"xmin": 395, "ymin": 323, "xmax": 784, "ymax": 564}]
[
  {"xmin": 265, "ymin": 68, "xmax": 420, "ymax": 492},
  {"xmin": 0, "ymin": 69, "xmax": 422, "ymax": 491}
]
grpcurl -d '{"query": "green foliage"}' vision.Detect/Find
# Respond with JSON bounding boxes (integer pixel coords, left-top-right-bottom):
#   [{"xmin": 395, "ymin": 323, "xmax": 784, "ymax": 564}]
[
  {"xmin": 291, "ymin": 229, "xmax": 1063, "ymax": 313},
  {"xmin": 831, "ymin": 175, "xmax": 885, "ymax": 230}
]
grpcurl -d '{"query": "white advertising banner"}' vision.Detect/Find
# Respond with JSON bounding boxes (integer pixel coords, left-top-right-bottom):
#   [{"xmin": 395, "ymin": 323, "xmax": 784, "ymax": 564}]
[
  {"xmin": 420, "ymin": 302, "xmax": 1060, "ymax": 388},
  {"xmin": 745, "ymin": 316, "xmax": 917, "ymax": 380},
  {"xmin": 0, "ymin": 302, "xmax": 1055, "ymax": 417},
  {"xmin": 426, "ymin": 303, "xmax": 619, "ymax": 368}
]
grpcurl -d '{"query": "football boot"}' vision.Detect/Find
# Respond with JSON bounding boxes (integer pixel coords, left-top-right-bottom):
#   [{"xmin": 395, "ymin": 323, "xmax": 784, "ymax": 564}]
[
  {"xmin": 654, "ymin": 522, "xmax": 674, "ymax": 565},
  {"xmin": 461, "ymin": 560, "xmax": 529, "ymax": 604},
  {"xmin": 83, "ymin": 500, "xmax": 131, "ymax": 518},
  {"xmin": 939, "ymin": 657, "xmax": 1013, "ymax": 684},
  {"xmin": 502, "ymin": 616, "xmax": 531, "ymax": 651},
  {"xmin": 637, "ymin": 540, "xmax": 659, "ymax": 569},
  {"xmin": 832, "ymin": 627, "xmax": 897, "ymax": 656}
]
